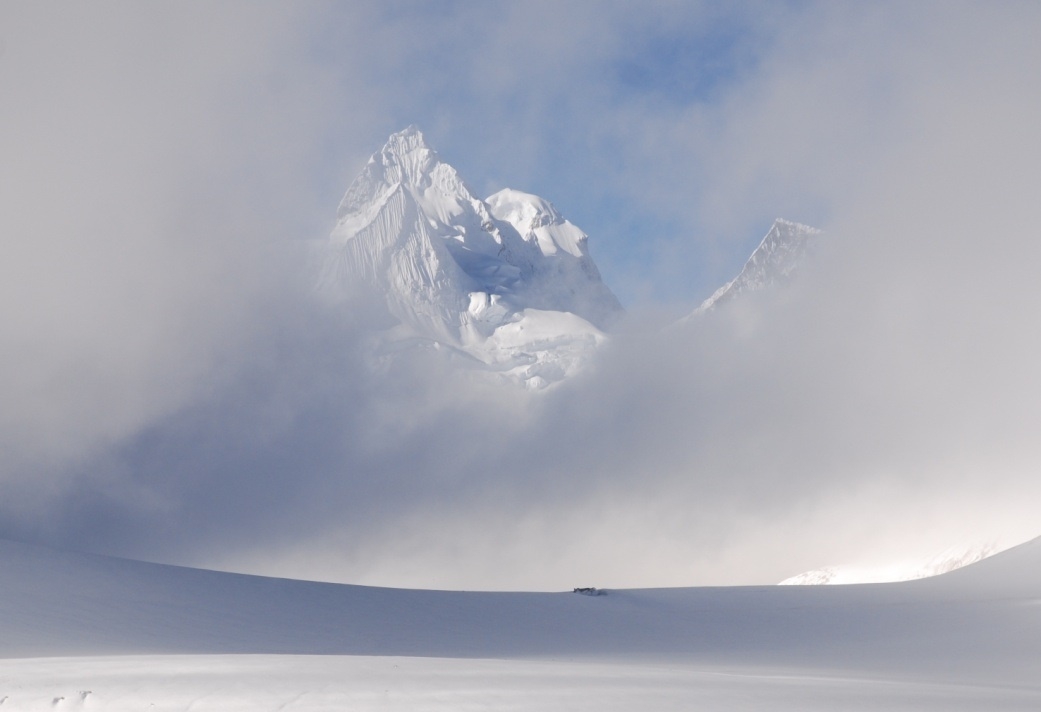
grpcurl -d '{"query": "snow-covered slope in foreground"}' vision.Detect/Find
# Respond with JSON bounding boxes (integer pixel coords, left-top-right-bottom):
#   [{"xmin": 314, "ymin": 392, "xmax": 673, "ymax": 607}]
[
  {"xmin": 1, "ymin": 537, "xmax": 1041, "ymax": 709},
  {"xmin": 6, "ymin": 655, "xmax": 1038, "ymax": 712},
  {"xmin": 315, "ymin": 127, "xmax": 622, "ymax": 389}
]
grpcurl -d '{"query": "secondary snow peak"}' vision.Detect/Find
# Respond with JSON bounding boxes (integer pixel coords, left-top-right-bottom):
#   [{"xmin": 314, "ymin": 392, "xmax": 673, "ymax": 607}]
[
  {"xmin": 691, "ymin": 218, "xmax": 821, "ymax": 315},
  {"xmin": 486, "ymin": 189, "xmax": 585, "ymax": 258}
]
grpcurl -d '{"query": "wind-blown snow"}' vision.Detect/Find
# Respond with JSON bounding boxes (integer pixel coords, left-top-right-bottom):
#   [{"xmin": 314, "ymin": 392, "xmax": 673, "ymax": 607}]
[{"xmin": 316, "ymin": 127, "xmax": 622, "ymax": 388}]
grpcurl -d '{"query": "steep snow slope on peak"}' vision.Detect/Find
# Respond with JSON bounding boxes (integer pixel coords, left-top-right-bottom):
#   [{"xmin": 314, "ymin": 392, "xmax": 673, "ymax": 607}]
[
  {"xmin": 330, "ymin": 125, "xmax": 505, "ymax": 264},
  {"xmin": 317, "ymin": 127, "xmax": 622, "ymax": 389},
  {"xmin": 487, "ymin": 188, "xmax": 585, "ymax": 258},
  {"xmin": 336, "ymin": 125, "xmax": 463, "ymax": 219},
  {"xmin": 486, "ymin": 189, "xmax": 623, "ymax": 331},
  {"xmin": 692, "ymin": 218, "xmax": 821, "ymax": 316}
]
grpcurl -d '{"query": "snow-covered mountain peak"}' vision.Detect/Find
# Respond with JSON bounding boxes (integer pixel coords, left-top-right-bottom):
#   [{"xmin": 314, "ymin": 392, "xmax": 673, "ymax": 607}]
[
  {"xmin": 318, "ymin": 127, "xmax": 622, "ymax": 389},
  {"xmin": 335, "ymin": 125, "xmax": 477, "ymax": 224},
  {"xmin": 324, "ymin": 129, "xmax": 825, "ymax": 387},
  {"xmin": 692, "ymin": 218, "xmax": 821, "ymax": 315},
  {"xmin": 372, "ymin": 124, "xmax": 456, "ymax": 193},
  {"xmin": 386, "ymin": 122, "xmax": 425, "ymax": 150}
]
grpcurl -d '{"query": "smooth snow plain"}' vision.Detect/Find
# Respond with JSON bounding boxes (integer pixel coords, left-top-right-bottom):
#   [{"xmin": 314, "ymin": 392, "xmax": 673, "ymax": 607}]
[{"xmin": 1, "ymin": 537, "xmax": 1039, "ymax": 710}]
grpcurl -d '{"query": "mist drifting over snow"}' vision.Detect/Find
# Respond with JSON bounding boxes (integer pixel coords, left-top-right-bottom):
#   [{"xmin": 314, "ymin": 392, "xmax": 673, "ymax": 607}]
[{"xmin": 2, "ymin": 2, "xmax": 1041, "ymax": 589}]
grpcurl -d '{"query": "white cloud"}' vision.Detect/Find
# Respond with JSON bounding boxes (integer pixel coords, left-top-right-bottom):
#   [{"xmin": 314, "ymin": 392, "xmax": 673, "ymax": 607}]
[{"xmin": 2, "ymin": 2, "xmax": 1040, "ymax": 589}]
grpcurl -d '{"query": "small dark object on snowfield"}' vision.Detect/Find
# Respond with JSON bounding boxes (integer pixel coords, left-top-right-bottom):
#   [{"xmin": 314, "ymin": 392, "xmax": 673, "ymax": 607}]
[{"xmin": 573, "ymin": 587, "xmax": 604, "ymax": 596}]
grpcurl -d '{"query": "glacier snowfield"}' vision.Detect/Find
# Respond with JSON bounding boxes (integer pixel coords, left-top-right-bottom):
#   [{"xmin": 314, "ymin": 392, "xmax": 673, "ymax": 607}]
[{"xmin": 1, "ymin": 537, "xmax": 1039, "ymax": 709}]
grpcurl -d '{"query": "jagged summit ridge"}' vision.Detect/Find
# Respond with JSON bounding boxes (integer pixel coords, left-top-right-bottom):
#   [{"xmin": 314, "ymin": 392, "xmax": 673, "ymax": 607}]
[
  {"xmin": 335, "ymin": 125, "xmax": 436, "ymax": 218},
  {"xmin": 317, "ymin": 127, "xmax": 623, "ymax": 389},
  {"xmin": 694, "ymin": 218, "xmax": 821, "ymax": 315}
]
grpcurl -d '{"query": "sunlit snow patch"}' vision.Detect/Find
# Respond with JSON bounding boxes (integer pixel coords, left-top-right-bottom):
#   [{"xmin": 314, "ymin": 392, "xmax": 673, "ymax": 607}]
[{"xmin": 778, "ymin": 542, "xmax": 1001, "ymax": 585}]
